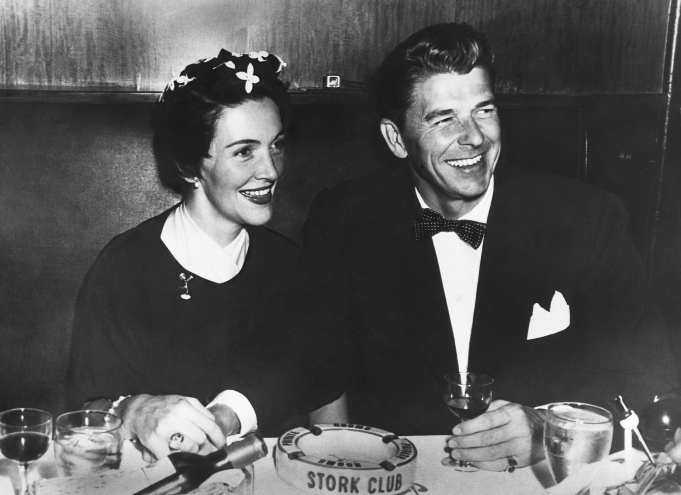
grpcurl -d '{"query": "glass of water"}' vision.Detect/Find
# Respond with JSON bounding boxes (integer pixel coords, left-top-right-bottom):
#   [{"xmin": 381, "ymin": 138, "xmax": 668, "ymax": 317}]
[
  {"xmin": 54, "ymin": 410, "xmax": 123, "ymax": 477},
  {"xmin": 544, "ymin": 402, "xmax": 614, "ymax": 484}
]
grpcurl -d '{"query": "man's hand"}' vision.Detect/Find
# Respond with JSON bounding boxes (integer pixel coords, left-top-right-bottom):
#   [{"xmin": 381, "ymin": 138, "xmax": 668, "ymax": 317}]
[
  {"xmin": 120, "ymin": 394, "xmax": 226, "ymax": 461},
  {"xmin": 446, "ymin": 400, "xmax": 546, "ymax": 471}
]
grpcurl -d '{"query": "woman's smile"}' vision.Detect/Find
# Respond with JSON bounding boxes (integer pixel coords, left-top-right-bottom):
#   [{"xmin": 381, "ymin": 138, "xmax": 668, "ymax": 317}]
[{"xmin": 240, "ymin": 185, "xmax": 274, "ymax": 204}]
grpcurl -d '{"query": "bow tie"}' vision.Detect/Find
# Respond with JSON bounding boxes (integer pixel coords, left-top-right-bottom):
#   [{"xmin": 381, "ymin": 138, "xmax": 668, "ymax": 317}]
[{"xmin": 413, "ymin": 208, "xmax": 487, "ymax": 249}]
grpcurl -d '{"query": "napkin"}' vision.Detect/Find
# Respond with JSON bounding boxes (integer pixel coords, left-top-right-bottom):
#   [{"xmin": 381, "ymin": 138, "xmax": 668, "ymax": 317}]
[
  {"xmin": 527, "ymin": 291, "xmax": 570, "ymax": 340},
  {"xmin": 545, "ymin": 451, "xmax": 681, "ymax": 495}
]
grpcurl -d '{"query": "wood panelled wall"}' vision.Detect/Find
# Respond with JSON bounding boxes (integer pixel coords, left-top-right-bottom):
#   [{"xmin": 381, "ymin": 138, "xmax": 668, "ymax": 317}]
[{"xmin": 0, "ymin": 0, "xmax": 673, "ymax": 93}]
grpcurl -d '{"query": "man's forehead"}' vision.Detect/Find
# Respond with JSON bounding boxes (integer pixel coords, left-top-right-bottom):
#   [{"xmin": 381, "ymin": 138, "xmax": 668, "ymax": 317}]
[{"xmin": 408, "ymin": 68, "xmax": 494, "ymax": 116}]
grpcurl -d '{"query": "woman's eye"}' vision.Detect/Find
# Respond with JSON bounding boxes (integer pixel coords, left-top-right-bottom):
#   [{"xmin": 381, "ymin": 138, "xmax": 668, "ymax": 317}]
[
  {"xmin": 235, "ymin": 146, "xmax": 253, "ymax": 158},
  {"xmin": 435, "ymin": 117, "xmax": 454, "ymax": 126},
  {"xmin": 271, "ymin": 140, "xmax": 286, "ymax": 154}
]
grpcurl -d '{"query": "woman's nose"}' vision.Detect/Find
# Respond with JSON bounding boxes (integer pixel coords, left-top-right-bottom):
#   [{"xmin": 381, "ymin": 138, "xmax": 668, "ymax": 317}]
[{"xmin": 256, "ymin": 152, "xmax": 282, "ymax": 180}]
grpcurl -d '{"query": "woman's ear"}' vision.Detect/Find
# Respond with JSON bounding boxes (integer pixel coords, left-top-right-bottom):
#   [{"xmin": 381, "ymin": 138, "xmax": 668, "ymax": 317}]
[
  {"xmin": 379, "ymin": 119, "xmax": 408, "ymax": 159},
  {"xmin": 177, "ymin": 163, "xmax": 201, "ymax": 189},
  {"xmin": 181, "ymin": 176, "xmax": 201, "ymax": 189}
]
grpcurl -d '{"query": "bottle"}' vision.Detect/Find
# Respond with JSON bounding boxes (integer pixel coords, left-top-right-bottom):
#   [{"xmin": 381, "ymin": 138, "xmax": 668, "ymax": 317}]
[{"xmin": 133, "ymin": 432, "xmax": 267, "ymax": 495}]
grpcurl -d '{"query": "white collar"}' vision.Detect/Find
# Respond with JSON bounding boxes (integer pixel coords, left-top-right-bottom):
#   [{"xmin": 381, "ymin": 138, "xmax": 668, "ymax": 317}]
[
  {"xmin": 416, "ymin": 175, "xmax": 494, "ymax": 223},
  {"xmin": 160, "ymin": 203, "xmax": 250, "ymax": 284}
]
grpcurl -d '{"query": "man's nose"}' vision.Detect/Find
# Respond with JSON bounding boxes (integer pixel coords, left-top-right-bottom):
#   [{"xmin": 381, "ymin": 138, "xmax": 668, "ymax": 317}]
[{"xmin": 457, "ymin": 119, "xmax": 484, "ymax": 147}]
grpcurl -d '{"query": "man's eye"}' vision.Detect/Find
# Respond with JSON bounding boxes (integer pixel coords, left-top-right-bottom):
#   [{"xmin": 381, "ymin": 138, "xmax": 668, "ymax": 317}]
[
  {"xmin": 476, "ymin": 107, "xmax": 497, "ymax": 118},
  {"xmin": 435, "ymin": 117, "xmax": 454, "ymax": 126}
]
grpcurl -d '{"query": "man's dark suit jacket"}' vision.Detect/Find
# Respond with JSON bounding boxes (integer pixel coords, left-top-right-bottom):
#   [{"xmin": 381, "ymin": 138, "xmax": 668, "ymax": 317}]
[{"xmin": 300, "ymin": 165, "xmax": 678, "ymax": 436}]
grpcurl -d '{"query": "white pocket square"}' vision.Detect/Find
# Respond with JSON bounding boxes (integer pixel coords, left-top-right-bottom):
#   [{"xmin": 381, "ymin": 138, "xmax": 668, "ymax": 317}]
[{"xmin": 527, "ymin": 291, "xmax": 570, "ymax": 340}]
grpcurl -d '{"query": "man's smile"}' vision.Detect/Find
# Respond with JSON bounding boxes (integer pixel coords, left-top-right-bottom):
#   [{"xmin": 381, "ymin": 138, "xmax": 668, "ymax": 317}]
[{"xmin": 445, "ymin": 154, "xmax": 483, "ymax": 168}]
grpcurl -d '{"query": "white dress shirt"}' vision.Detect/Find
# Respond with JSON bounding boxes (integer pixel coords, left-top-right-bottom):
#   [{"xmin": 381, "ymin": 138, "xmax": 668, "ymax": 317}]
[
  {"xmin": 416, "ymin": 177, "xmax": 494, "ymax": 373},
  {"xmin": 161, "ymin": 203, "xmax": 257, "ymax": 437}
]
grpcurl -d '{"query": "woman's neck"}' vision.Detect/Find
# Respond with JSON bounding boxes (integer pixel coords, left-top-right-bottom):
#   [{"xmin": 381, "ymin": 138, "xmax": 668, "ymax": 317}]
[{"xmin": 182, "ymin": 195, "xmax": 243, "ymax": 248}]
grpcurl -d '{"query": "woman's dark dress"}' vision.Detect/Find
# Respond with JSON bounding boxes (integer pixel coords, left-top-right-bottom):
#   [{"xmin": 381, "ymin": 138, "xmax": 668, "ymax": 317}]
[{"xmin": 66, "ymin": 207, "xmax": 330, "ymax": 436}]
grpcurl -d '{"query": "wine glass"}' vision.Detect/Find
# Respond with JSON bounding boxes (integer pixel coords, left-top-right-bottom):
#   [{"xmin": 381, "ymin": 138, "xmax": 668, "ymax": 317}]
[
  {"xmin": 640, "ymin": 391, "xmax": 681, "ymax": 452},
  {"xmin": 543, "ymin": 402, "xmax": 613, "ymax": 484},
  {"xmin": 442, "ymin": 372, "xmax": 494, "ymax": 471},
  {"xmin": 0, "ymin": 408, "xmax": 53, "ymax": 495}
]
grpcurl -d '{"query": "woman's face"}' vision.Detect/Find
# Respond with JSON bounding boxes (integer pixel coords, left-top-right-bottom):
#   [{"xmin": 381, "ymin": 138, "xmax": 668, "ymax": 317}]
[{"xmin": 190, "ymin": 98, "xmax": 285, "ymax": 237}]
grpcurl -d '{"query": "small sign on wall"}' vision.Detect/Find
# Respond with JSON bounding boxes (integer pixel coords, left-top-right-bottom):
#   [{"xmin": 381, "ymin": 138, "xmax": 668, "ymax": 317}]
[{"xmin": 323, "ymin": 75, "xmax": 342, "ymax": 88}]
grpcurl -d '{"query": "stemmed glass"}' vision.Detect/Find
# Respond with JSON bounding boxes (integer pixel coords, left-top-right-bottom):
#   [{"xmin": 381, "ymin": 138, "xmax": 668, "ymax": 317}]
[
  {"xmin": 442, "ymin": 372, "xmax": 494, "ymax": 471},
  {"xmin": 0, "ymin": 408, "xmax": 53, "ymax": 495}
]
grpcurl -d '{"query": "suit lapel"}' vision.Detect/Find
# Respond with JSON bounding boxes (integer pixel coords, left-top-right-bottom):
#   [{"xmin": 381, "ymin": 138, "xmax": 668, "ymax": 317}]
[
  {"xmin": 379, "ymin": 169, "xmax": 459, "ymax": 381},
  {"xmin": 468, "ymin": 179, "xmax": 548, "ymax": 376}
]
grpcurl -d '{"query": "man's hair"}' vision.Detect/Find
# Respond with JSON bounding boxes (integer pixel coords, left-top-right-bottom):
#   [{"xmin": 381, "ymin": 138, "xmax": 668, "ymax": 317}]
[{"xmin": 373, "ymin": 23, "xmax": 494, "ymax": 129}]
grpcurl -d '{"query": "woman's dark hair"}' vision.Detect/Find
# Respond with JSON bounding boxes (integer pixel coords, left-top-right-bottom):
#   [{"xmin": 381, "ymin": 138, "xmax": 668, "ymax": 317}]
[
  {"xmin": 153, "ymin": 49, "xmax": 290, "ymax": 195},
  {"xmin": 373, "ymin": 23, "xmax": 494, "ymax": 129}
]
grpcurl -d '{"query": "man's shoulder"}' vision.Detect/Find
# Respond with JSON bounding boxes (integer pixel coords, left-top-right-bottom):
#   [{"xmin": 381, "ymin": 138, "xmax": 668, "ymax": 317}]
[
  {"xmin": 247, "ymin": 225, "xmax": 300, "ymax": 256},
  {"xmin": 312, "ymin": 167, "xmax": 409, "ymax": 214},
  {"xmin": 497, "ymin": 172, "xmax": 625, "ymax": 218}
]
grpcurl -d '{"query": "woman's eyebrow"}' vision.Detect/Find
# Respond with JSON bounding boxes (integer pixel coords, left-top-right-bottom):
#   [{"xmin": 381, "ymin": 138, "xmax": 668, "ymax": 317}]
[{"xmin": 225, "ymin": 139, "xmax": 259, "ymax": 149}]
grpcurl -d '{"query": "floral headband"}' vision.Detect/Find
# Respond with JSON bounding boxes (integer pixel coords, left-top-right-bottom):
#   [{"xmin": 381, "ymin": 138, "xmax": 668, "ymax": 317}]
[{"xmin": 160, "ymin": 49, "xmax": 287, "ymax": 101}]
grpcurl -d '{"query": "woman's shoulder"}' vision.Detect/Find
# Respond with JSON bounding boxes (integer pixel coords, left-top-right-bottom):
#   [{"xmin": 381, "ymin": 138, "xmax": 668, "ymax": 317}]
[{"xmin": 88, "ymin": 206, "xmax": 177, "ymax": 274}]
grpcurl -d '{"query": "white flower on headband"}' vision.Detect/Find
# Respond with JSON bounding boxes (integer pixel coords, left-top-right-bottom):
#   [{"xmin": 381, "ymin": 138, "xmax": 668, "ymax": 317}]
[
  {"xmin": 236, "ymin": 63, "xmax": 260, "ymax": 93},
  {"xmin": 159, "ymin": 74, "xmax": 195, "ymax": 102},
  {"xmin": 224, "ymin": 61, "xmax": 236, "ymax": 69},
  {"xmin": 249, "ymin": 51, "xmax": 269, "ymax": 62},
  {"xmin": 173, "ymin": 75, "xmax": 195, "ymax": 87},
  {"xmin": 163, "ymin": 74, "xmax": 195, "ymax": 92},
  {"xmin": 275, "ymin": 54, "xmax": 287, "ymax": 73}
]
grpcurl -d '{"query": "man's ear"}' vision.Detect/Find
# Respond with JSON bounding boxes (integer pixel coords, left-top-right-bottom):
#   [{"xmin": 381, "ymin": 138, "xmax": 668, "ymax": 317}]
[{"xmin": 380, "ymin": 119, "xmax": 408, "ymax": 159}]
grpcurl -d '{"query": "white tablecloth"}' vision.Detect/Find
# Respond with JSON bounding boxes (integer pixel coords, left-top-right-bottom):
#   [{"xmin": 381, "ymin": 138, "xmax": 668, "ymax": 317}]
[{"xmin": 0, "ymin": 436, "xmax": 561, "ymax": 494}]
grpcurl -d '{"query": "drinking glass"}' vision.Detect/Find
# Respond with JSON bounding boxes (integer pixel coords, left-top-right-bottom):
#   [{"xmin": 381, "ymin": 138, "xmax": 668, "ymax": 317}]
[
  {"xmin": 441, "ymin": 372, "xmax": 494, "ymax": 471},
  {"xmin": 54, "ymin": 410, "xmax": 122, "ymax": 477},
  {"xmin": 0, "ymin": 408, "xmax": 53, "ymax": 495},
  {"xmin": 544, "ymin": 402, "xmax": 614, "ymax": 484},
  {"xmin": 640, "ymin": 391, "xmax": 681, "ymax": 452}
]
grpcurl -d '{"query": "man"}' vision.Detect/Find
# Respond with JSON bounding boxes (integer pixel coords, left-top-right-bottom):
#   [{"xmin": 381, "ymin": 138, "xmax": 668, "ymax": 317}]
[{"xmin": 300, "ymin": 23, "xmax": 677, "ymax": 470}]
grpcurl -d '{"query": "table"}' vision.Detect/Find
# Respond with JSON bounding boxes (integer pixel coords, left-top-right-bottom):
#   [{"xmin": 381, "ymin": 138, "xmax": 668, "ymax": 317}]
[{"xmin": 0, "ymin": 436, "xmax": 565, "ymax": 495}]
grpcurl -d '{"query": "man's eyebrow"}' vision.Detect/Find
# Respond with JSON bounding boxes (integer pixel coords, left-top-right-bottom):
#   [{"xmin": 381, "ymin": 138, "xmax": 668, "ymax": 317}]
[{"xmin": 474, "ymin": 98, "xmax": 497, "ymax": 109}]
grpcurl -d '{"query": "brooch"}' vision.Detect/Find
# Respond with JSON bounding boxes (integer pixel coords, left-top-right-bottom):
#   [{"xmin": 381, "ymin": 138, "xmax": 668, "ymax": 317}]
[{"xmin": 179, "ymin": 273, "xmax": 194, "ymax": 300}]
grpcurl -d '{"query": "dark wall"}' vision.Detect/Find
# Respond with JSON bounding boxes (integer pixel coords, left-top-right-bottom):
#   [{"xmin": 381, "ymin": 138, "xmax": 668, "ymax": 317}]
[{"xmin": 0, "ymin": 101, "xmax": 175, "ymax": 412}]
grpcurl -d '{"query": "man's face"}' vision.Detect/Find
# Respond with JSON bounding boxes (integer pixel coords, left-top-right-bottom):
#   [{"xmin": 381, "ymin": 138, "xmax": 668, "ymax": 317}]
[{"xmin": 392, "ymin": 68, "xmax": 501, "ymax": 216}]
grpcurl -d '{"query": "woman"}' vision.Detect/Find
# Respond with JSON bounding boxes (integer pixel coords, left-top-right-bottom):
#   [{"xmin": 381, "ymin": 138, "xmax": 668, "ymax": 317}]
[{"xmin": 65, "ymin": 49, "xmax": 347, "ymax": 460}]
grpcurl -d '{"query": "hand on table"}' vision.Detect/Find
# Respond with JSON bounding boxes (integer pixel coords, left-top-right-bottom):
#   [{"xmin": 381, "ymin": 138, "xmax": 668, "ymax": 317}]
[
  {"xmin": 446, "ymin": 400, "xmax": 546, "ymax": 471},
  {"xmin": 119, "ymin": 394, "xmax": 228, "ymax": 462}
]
